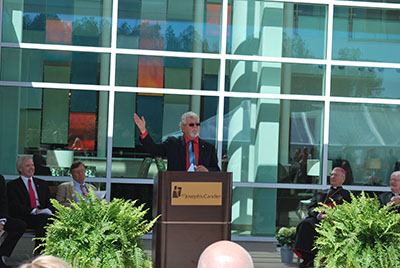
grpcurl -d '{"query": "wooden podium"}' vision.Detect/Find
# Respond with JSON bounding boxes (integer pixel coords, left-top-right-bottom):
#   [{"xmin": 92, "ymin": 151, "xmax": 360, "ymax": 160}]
[{"xmin": 152, "ymin": 171, "xmax": 232, "ymax": 268}]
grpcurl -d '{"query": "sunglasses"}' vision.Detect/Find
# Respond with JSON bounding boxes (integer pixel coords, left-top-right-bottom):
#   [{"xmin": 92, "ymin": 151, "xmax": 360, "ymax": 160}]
[{"xmin": 186, "ymin": 123, "xmax": 201, "ymax": 127}]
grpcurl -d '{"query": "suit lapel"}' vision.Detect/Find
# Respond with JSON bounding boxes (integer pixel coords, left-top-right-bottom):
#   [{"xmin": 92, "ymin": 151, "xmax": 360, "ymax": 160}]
[
  {"xmin": 179, "ymin": 136, "xmax": 187, "ymax": 170},
  {"xmin": 17, "ymin": 177, "xmax": 30, "ymax": 202}
]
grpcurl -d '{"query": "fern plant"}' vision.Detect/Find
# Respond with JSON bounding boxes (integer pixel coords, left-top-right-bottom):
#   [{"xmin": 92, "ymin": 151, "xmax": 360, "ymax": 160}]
[
  {"xmin": 39, "ymin": 190, "xmax": 160, "ymax": 268},
  {"xmin": 314, "ymin": 191, "xmax": 400, "ymax": 268}
]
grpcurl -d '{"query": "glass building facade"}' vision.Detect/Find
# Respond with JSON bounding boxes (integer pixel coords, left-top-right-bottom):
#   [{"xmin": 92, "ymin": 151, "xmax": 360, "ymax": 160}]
[{"xmin": 1, "ymin": 0, "xmax": 400, "ymax": 240}]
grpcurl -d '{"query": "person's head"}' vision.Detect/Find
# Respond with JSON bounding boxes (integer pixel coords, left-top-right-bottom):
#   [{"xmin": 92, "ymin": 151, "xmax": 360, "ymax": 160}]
[
  {"xmin": 390, "ymin": 171, "xmax": 400, "ymax": 193},
  {"xmin": 197, "ymin": 240, "xmax": 254, "ymax": 268},
  {"xmin": 180, "ymin": 111, "xmax": 200, "ymax": 140},
  {"xmin": 19, "ymin": 255, "xmax": 72, "ymax": 268},
  {"xmin": 17, "ymin": 156, "xmax": 35, "ymax": 178},
  {"xmin": 330, "ymin": 167, "xmax": 346, "ymax": 187},
  {"xmin": 70, "ymin": 161, "xmax": 86, "ymax": 184}
]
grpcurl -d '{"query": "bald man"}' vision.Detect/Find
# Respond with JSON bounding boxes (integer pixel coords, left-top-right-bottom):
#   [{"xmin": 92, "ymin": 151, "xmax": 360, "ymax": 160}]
[{"xmin": 197, "ymin": 240, "xmax": 254, "ymax": 268}]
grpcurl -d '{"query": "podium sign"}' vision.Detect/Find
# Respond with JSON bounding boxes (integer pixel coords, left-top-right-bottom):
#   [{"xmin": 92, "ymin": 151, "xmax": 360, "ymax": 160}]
[
  {"xmin": 152, "ymin": 171, "xmax": 232, "ymax": 268},
  {"xmin": 171, "ymin": 182, "xmax": 222, "ymax": 206}
]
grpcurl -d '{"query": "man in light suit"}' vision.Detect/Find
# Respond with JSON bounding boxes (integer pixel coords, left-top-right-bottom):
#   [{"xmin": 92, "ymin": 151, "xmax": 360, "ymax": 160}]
[
  {"xmin": 7, "ymin": 156, "xmax": 53, "ymax": 255},
  {"xmin": 134, "ymin": 111, "xmax": 220, "ymax": 172},
  {"xmin": 0, "ymin": 175, "xmax": 27, "ymax": 268},
  {"xmin": 56, "ymin": 161, "xmax": 97, "ymax": 207}
]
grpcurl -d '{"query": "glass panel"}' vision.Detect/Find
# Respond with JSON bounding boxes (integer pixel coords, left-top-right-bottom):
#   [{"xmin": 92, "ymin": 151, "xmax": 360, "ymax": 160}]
[
  {"xmin": 2, "ymin": 0, "xmax": 112, "ymax": 46},
  {"xmin": 331, "ymin": 66, "xmax": 400, "ymax": 99},
  {"xmin": 117, "ymin": 0, "xmax": 222, "ymax": 53},
  {"xmin": 111, "ymin": 93, "xmax": 219, "ymax": 178},
  {"xmin": 329, "ymin": 102, "xmax": 400, "ymax": 186},
  {"xmin": 116, "ymin": 55, "xmax": 219, "ymax": 90},
  {"xmin": 1, "ymin": 48, "xmax": 110, "ymax": 85},
  {"xmin": 333, "ymin": 6, "xmax": 400, "ymax": 63},
  {"xmin": 0, "ymin": 86, "xmax": 109, "ymax": 177},
  {"xmin": 228, "ymin": 1, "xmax": 326, "ymax": 58},
  {"xmin": 223, "ymin": 98, "xmax": 324, "ymax": 184},
  {"xmin": 231, "ymin": 187, "xmax": 319, "ymax": 237},
  {"xmin": 225, "ymin": 61, "xmax": 324, "ymax": 95}
]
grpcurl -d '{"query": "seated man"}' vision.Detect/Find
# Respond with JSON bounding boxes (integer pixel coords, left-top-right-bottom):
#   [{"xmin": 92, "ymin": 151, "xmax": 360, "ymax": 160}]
[
  {"xmin": 7, "ymin": 156, "xmax": 53, "ymax": 255},
  {"xmin": 0, "ymin": 175, "xmax": 26, "ymax": 268},
  {"xmin": 197, "ymin": 240, "xmax": 254, "ymax": 268},
  {"xmin": 379, "ymin": 171, "xmax": 400, "ymax": 212},
  {"xmin": 293, "ymin": 167, "xmax": 351, "ymax": 268},
  {"xmin": 56, "ymin": 161, "xmax": 97, "ymax": 207}
]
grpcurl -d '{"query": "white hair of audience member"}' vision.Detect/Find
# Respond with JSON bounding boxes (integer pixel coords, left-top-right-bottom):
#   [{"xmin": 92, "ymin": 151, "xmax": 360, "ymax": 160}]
[
  {"xmin": 19, "ymin": 255, "xmax": 72, "ymax": 268},
  {"xmin": 197, "ymin": 240, "xmax": 254, "ymax": 268}
]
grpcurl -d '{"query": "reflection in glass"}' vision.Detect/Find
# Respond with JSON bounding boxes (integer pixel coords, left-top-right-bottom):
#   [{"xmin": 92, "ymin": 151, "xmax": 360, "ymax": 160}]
[
  {"xmin": 2, "ymin": 0, "xmax": 112, "ymax": 46},
  {"xmin": 333, "ymin": 6, "xmax": 400, "ymax": 63},
  {"xmin": 329, "ymin": 103, "xmax": 400, "ymax": 186},
  {"xmin": 111, "ymin": 93, "xmax": 219, "ymax": 178},
  {"xmin": 331, "ymin": 66, "xmax": 400, "ymax": 99},
  {"xmin": 228, "ymin": 1, "xmax": 326, "ymax": 58},
  {"xmin": 1, "ymin": 48, "xmax": 110, "ymax": 85},
  {"xmin": 223, "ymin": 98, "xmax": 324, "ymax": 184},
  {"xmin": 116, "ymin": 55, "xmax": 219, "ymax": 90},
  {"xmin": 225, "ymin": 61, "xmax": 324, "ymax": 95},
  {"xmin": 0, "ymin": 86, "xmax": 108, "ymax": 176},
  {"xmin": 117, "ymin": 0, "xmax": 222, "ymax": 53}
]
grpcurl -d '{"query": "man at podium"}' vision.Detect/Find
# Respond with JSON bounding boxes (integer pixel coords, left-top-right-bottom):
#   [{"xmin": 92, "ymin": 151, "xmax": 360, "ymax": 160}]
[{"xmin": 134, "ymin": 111, "xmax": 220, "ymax": 172}]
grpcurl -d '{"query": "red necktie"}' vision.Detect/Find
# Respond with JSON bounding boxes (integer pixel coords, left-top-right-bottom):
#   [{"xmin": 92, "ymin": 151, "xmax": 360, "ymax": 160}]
[
  {"xmin": 28, "ymin": 179, "xmax": 37, "ymax": 208},
  {"xmin": 80, "ymin": 184, "xmax": 88, "ymax": 196}
]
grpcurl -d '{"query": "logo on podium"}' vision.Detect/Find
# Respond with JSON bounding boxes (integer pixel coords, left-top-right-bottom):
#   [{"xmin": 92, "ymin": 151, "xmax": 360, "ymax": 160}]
[{"xmin": 171, "ymin": 182, "xmax": 222, "ymax": 206}]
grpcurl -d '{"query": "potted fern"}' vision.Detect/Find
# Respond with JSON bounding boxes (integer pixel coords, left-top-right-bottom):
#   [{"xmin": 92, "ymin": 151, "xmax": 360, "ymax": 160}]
[
  {"xmin": 39, "ymin": 191, "xmax": 159, "ymax": 268},
  {"xmin": 314, "ymin": 192, "xmax": 400, "ymax": 268}
]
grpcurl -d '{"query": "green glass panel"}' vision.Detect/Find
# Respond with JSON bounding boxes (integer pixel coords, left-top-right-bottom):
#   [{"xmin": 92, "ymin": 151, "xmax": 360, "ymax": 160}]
[
  {"xmin": 0, "ymin": 48, "xmax": 110, "ymax": 85},
  {"xmin": 115, "ymin": 54, "xmax": 219, "ymax": 90},
  {"xmin": 331, "ymin": 66, "xmax": 400, "ymax": 99},
  {"xmin": 111, "ymin": 94, "xmax": 219, "ymax": 178},
  {"xmin": 223, "ymin": 98, "xmax": 324, "ymax": 184},
  {"xmin": 228, "ymin": 1, "xmax": 326, "ymax": 58},
  {"xmin": 333, "ymin": 6, "xmax": 400, "ymax": 63},
  {"xmin": 2, "ymin": 0, "xmax": 112, "ymax": 46},
  {"xmin": 117, "ymin": 0, "xmax": 222, "ymax": 53},
  {"xmin": 226, "ymin": 61, "xmax": 325, "ymax": 95},
  {"xmin": 329, "ymin": 103, "xmax": 400, "ymax": 186}
]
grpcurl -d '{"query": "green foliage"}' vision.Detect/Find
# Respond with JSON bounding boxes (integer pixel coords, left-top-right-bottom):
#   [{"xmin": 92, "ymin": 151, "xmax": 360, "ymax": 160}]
[
  {"xmin": 40, "ymin": 191, "xmax": 160, "ymax": 268},
  {"xmin": 314, "ymin": 192, "xmax": 400, "ymax": 268},
  {"xmin": 275, "ymin": 227, "xmax": 296, "ymax": 248}
]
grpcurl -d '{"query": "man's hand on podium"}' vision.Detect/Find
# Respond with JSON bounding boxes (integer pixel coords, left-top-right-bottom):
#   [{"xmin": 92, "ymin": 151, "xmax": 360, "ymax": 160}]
[
  {"xmin": 134, "ymin": 113, "xmax": 147, "ymax": 134},
  {"xmin": 196, "ymin": 165, "xmax": 209, "ymax": 172}
]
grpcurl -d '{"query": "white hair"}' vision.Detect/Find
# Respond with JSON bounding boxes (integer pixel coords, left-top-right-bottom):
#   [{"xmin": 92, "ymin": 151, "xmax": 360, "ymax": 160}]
[{"xmin": 180, "ymin": 111, "xmax": 199, "ymax": 126}]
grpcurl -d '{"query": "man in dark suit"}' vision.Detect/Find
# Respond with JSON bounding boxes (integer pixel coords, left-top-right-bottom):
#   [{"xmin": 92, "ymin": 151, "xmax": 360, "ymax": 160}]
[
  {"xmin": 7, "ymin": 156, "xmax": 54, "ymax": 255},
  {"xmin": 134, "ymin": 111, "xmax": 220, "ymax": 172},
  {"xmin": 379, "ymin": 171, "xmax": 400, "ymax": 212},
  {"xmin": 293, "ymin": 167, "xmax": 351, "ymax": 268},
  {"xmin": 0, "ymin": 175, "xmax": 26, "ymax": 268}
]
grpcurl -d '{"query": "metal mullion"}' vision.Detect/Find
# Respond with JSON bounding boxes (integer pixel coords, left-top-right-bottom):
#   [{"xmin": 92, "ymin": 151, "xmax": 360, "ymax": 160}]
[
  {"xmin": 321, "ymin": 0, "xmax": 335, "ymax": 187},
  {"xmin": 104, "ymin": 0, "xmax": 119, "ymax": 202}
]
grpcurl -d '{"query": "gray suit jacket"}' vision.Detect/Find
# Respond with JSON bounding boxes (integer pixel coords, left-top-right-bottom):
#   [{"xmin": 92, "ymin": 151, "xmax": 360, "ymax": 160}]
[{"xmin": 56, "ymin": 181, "xmax": 97, "ymax": 207}]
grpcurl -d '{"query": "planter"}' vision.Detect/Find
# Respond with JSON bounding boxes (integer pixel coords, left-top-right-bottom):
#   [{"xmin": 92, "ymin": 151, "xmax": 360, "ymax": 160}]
[{"xmin": 280, "ymin": 245, "xmax": 294, "ymax": 263}]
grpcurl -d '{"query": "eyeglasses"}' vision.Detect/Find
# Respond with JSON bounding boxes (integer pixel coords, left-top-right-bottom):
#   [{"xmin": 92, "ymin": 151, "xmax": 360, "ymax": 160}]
[
  {"xmin": 185, "ymin": 123, "xmax": 201, "ymax": 127},
  {"xmin": 390, "ymin": 178, "xmax": 400, "ymax": 182}
]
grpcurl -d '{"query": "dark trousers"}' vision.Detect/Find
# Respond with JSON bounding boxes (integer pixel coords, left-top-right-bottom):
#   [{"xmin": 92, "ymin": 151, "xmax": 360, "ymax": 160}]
[
  {"xmin": 293, "ymin": 216, "xmax": 319, "ymax": 261},
  {"xmin": 0, "ymin": 217, "xmax": 27, "ymax": 257},
  {"xmin": 23, "ymin": 214, "xmax": 52, "ymax": 255}
]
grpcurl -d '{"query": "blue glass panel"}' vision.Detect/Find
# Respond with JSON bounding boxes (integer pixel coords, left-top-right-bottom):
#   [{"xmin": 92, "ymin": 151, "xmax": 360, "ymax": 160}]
[{"xmin": 333, "ymin": 6, "xmax": 400, "ymax": 63}]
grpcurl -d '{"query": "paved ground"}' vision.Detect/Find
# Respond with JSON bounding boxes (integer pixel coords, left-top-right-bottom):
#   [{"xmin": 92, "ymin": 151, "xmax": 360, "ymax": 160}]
[{"xmin": 6, "ymin": 235, "xmax": 300, "ymax": 268}]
